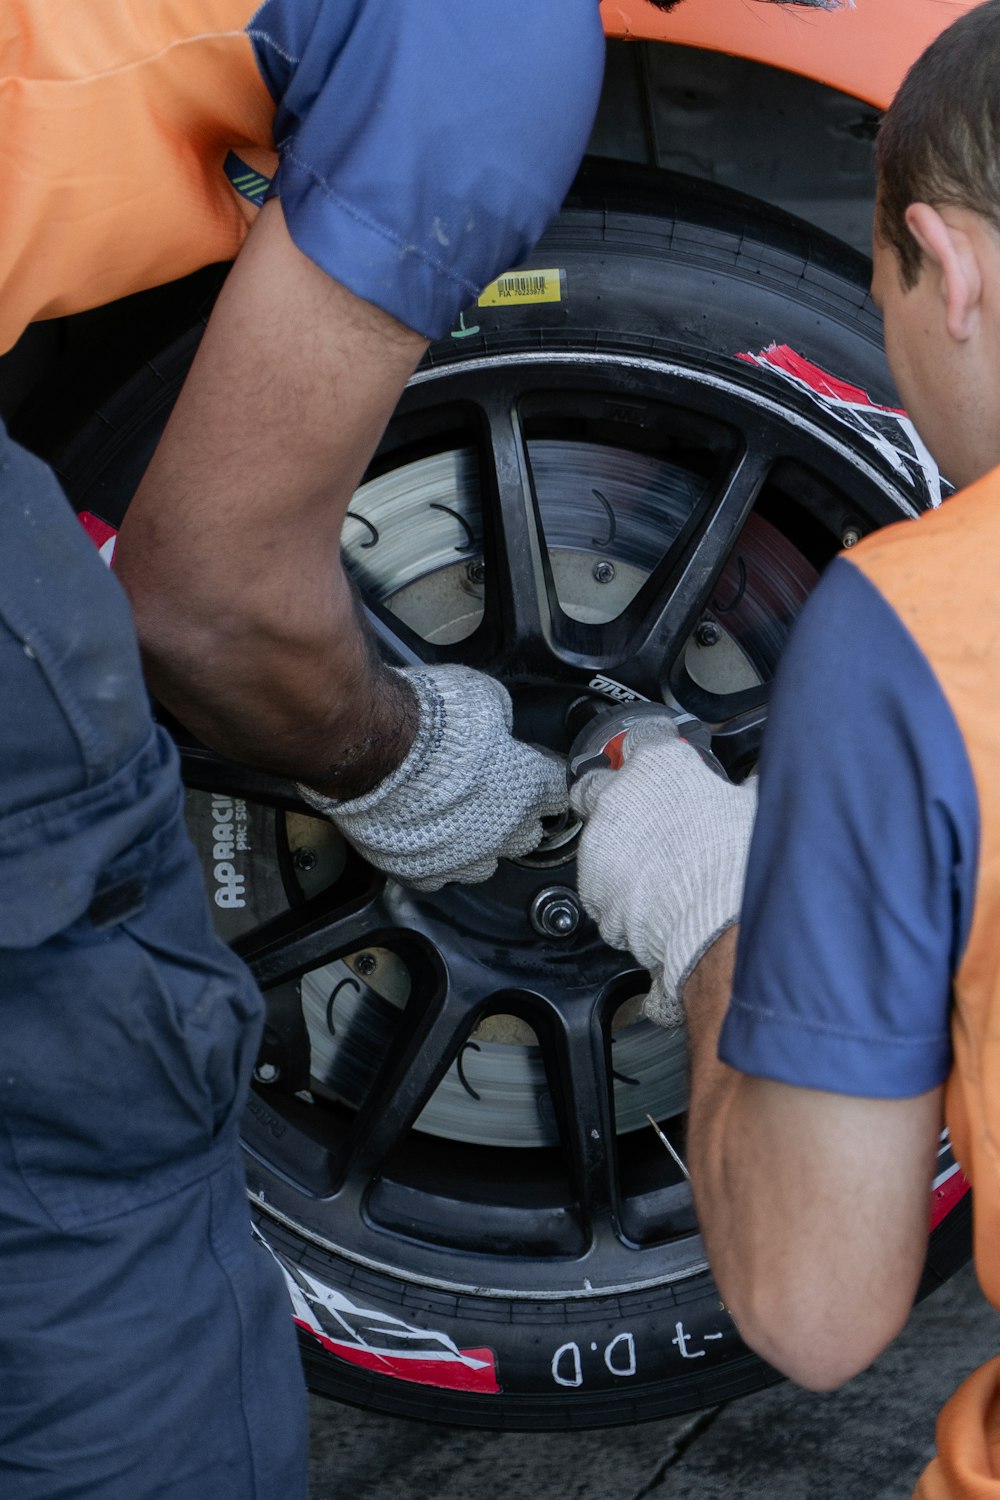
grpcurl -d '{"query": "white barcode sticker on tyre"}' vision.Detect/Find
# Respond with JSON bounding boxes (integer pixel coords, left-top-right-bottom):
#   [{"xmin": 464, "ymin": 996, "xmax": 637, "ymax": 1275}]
[{"xmin": 478, "ymin": 268, "xmax": 563, "ymax": 307}]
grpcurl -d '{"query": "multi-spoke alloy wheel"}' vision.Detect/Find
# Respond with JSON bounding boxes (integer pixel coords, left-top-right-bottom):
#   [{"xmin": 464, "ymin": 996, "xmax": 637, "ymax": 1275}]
[{"xmin": 59, "ymin": 166, "xmax": 970, "ymax": 1428}]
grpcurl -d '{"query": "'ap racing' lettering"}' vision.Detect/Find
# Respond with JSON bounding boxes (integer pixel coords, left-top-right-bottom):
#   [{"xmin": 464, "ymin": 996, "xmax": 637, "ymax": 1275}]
[{"xmin": 211, "ymin": 796, "xmax": 246, "ymax": 909}]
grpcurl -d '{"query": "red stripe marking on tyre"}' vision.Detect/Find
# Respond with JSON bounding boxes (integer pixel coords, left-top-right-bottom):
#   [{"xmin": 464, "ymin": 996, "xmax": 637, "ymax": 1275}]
[
  {"xmin": 736, "ymin": 343, "xmax": 905, "ymax": 413},
  {"xmin": 294, "ymin": 1320, "xmax": 500, "ymax": 1393},
  {"xmin": 930, "ymin": 1162, "xmax": 970, "ymax": 1231},
  {"xmin": 77, "ymin": 511, "xmax": 119, "ymax": 567}
]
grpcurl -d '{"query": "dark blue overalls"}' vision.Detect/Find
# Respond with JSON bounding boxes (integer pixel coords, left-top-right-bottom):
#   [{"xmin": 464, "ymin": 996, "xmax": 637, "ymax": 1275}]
[{"xmin": 0, "ymin": 425, "xmax": 307, "ymax": 1498}]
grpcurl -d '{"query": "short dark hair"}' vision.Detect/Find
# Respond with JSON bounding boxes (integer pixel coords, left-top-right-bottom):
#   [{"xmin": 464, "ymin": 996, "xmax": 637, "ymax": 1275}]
[{"xmin": 876, "ymin": 0, "xmax": 1000, "ymax": 287}]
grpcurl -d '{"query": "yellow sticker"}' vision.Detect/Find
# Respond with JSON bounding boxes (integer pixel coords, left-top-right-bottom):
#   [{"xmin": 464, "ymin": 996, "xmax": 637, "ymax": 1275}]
[{"xmin": 478, "ymin": 268, "xmax": 563, "ymax": 307}]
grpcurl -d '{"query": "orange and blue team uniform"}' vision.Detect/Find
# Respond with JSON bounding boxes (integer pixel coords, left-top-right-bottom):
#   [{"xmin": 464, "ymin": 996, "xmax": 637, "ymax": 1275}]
[
  {"xmin": 0, "ymin": 5, "xmax": 604, "ymax": 1497},
  {"xmin": 721, "ymin": 473, "xmax": 1000, "ymax": 1497},
  {"xmin": 0, "ymin": 0, "xmax": 604, "ymax": 350}
]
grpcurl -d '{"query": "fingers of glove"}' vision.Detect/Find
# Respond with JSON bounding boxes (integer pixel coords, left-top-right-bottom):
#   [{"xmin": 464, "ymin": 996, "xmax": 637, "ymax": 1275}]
[
  {"xmin": 362, "ymin": 780, "xmax": 556, "ymax": 891},
  {"xmin": 526, "ymin": 745, "xmax": 572, "ymax": 821},
  {"xmin": 452, "ymin": 742, "xmax": 570, "ymax": 879},
  {"xmin": 403, "ymin": 852, "xmax": 499, "ymax": 892},
  {"xmin": 572, "ymin": 743, "xmax": 758, "ymax": 981},
  {"xmin": 509, "ymin": 744, "xmax": 569, "ymax": 828},
  {"xmin": 581, "ymin": 736, "xmax": 753, "ymax": 855},
  {"xmin": 573, "ymin": 810, "xmax": 670, "ymax": 969},
  {"xmin": 569, "ymin": 718, "xmax": 688, "ymax": 821},
  {"xmin": 572, "ymin": 737, "xmax": 692, "ymax": 849},
  {"xmin": 641, "ymin": 971, "xmax": 685, "ymax": 1029},
  {"xmin": 621, "ymin": 715, "xmax": 683, "ymax": 759},
  {"xmin": 568, "ymin": 764, "xmax": 618, "ymax": 821}
]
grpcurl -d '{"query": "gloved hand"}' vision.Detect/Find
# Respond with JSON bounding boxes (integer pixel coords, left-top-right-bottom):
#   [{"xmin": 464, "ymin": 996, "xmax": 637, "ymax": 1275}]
[
  {"xmin": 570, "ymin": 716, "xmax": 757, "ymax": 1026},
  {"xmin": 298, "ymin": 665, "xmax": 567, "ymax": 890}
]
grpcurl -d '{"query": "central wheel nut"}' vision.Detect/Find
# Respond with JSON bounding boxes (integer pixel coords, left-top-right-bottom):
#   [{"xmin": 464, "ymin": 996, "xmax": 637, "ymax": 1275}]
[{"xmin": 530, "ymin": 886, "xmax": 582, "ymax": 939}]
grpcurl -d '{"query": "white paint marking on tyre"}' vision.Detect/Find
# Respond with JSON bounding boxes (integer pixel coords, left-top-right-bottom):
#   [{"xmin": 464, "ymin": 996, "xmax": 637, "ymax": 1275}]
[
  {"xmin": 736, "ymin": 343, "xmax": 944, "ymax": 509},
  {"xmin": 253, "ymin": 1227, "xmax": 500, "ymax": 1393}
]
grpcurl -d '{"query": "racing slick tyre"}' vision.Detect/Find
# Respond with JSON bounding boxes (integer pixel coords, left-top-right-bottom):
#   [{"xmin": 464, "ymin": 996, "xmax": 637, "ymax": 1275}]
[{"xmin": 55, "ymin": 162, "xmax": 971, "ymax": 1429}]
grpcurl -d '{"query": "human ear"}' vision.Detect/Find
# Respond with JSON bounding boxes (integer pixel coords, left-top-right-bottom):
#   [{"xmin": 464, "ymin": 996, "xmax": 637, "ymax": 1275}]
[{"xmin": 904, "ymin": 202, "xmax": 982, "ymax": 342}]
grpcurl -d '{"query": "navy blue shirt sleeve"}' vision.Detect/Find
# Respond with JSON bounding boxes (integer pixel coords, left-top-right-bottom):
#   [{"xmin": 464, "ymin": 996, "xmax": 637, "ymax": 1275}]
[
  {"xmin": 249, "ymin": 0, "xmax": 606, "ymax": 340},
  {"xmin": 719, "ymin": 556, "xmax": 978, "ymax": 1099}
]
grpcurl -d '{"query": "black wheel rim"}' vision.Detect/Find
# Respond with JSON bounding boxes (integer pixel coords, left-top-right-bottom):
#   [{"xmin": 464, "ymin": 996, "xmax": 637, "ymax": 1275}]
[{"xmin": 176, "ymin": 347, "xmax": 922, "ymax": 1300}]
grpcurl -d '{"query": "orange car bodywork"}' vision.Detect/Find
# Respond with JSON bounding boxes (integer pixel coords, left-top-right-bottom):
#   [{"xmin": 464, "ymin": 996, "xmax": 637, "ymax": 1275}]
[{"xmin": 601, "ymin": 0, "xmax": 977, "ymax": 110}]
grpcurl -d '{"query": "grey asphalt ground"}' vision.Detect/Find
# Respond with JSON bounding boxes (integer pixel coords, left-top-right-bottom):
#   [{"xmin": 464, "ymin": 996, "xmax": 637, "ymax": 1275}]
[{"xmin": 307, "ymin": 1261, "xmax": 999, "ymax": 1499}]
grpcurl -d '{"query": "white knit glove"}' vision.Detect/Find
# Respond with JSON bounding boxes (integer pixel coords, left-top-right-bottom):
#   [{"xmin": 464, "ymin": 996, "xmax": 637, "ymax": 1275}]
[
  {"xmin": 298, "ymin": 665, "xmax": 567, "ymax": 890},
  {"xmin": 570, "ymin": 717, "xmax": 757, "ymax": 1026}
]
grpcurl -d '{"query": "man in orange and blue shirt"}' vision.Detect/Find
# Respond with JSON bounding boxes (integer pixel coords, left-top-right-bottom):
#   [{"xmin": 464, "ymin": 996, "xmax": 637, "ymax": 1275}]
[{"xmin": 573, "ymin": 3, "xmax": 1000, "ymax": 1493}]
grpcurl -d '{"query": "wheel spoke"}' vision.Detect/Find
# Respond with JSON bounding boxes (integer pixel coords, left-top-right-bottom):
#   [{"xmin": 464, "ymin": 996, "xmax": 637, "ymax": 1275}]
[
  {"xmin": 177, "ymin": 740, "xmax": 309, "ymax": 812},
  {"xmin": 666, "ymin": 677, "xmax": 769, "ymax": 769},
  {"xmin": 335, "ymin": 971, "xmax": 473, "ymax": 1192},
  {"xmin": 709, "ymin": 696, "xmax": 769, "ymax": 775},
  {"xmin": 362, "ymin": 599, "xmax": 436, "ymax": 669},
  {"xmin": 537, "ymin": 997, "xmax": 620, "ymax": 1243},
  {"xmin": 477, "ymin": 390, "xmax": 561, "ymax": 672},
  {"xmin": 235, "ymin": 884, "xmax": 385, "ymax": 987},
  {"xmin": 618, "ymin": 443, "xmax": 774, "ymax": 687}
]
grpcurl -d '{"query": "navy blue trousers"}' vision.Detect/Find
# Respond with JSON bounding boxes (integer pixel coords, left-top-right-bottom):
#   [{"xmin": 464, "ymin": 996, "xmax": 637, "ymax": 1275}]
[{"xmin": 0, "ymin": 425, "xmax": 308, "ymax": 1498}]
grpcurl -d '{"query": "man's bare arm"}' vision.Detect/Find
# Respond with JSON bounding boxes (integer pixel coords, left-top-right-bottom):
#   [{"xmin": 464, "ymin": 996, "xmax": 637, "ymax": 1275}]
[
  {"xmin": 113, "ymin": 198, "xmax": 428, "ymax": 799},
  {"xmin": 684, "ymin": 930, "xmax": 944, "ymax": 1391}
]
